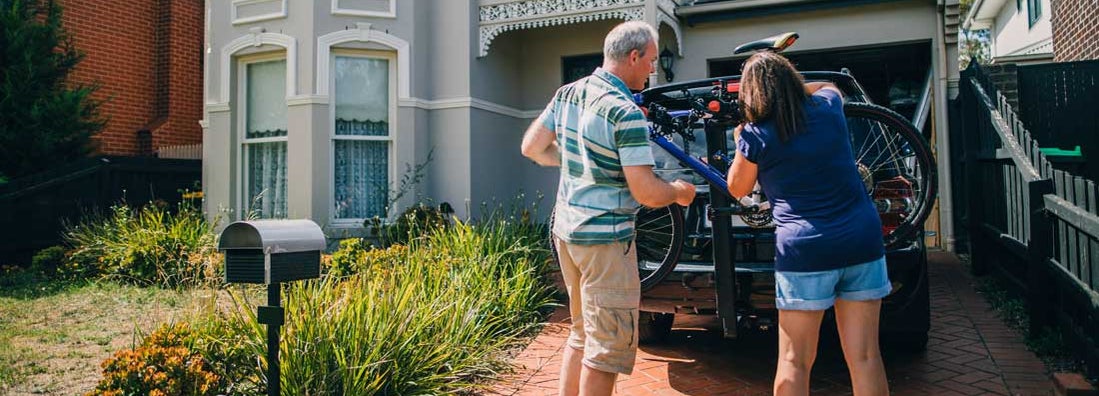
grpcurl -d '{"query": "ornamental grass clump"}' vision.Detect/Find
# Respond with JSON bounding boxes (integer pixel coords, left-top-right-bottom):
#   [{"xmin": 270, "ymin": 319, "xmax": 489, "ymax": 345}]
[
  {"xmin": 217, "ymin": 210, "xmax": 555, "ymax": 394},
  {"xmin": 63, "ymin": 201, "xmax": 220, "ymax": 287}
]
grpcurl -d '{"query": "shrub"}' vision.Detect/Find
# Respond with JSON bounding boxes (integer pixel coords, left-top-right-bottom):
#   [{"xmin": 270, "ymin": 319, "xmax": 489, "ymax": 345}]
[
  {"xmin": 88, "ymin": 323, "xmax": 220, "ymax": 396},
  {"xmin": 63, "ymin": 202, "xmax": 220, "ymax": 287},
  {"xmin": 365, "ymin": 203, "xmax": 450, "ymax": 247},
  {"xmin": 216, "ymin": 208, "xmax": 555, "ymax": 394},
  {"xmin": 325, "ymin": 238, "xmax": 408, "ymax": 278},
  {"xmin": 30, "ymin": 245, "xmax": 66, "ymax": 276}
]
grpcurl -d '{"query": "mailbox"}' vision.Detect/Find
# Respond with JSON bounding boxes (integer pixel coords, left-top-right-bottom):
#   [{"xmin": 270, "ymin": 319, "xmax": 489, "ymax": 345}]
[{"xmin": 218, "ymin": 219, "xmax": 325, "ymax": 284}]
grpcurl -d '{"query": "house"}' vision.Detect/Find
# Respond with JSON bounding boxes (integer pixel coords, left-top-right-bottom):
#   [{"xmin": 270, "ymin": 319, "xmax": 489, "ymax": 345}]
[
  {"xmin": 61, "ymin": 0, "xmax": 204, "ymax": 157},
  {"xmin": 962, "ymin": 0, "xmax": 1053, "ymax": 65},
  {"xmin": 202, "ymin": 0, "xmax": 962, "ymax": 250}
]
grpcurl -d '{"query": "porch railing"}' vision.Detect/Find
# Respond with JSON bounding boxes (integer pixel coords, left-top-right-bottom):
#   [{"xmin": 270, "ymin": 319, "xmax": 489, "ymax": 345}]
[{"xmin": 960, "ymin": 63, "xmax": 1099, "ymax": 377}]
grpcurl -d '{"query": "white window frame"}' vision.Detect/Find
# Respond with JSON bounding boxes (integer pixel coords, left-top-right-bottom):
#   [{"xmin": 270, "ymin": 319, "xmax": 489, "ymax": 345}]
[
  {"xmin": 331, "ymin": 0, "xmax": 396, "ymax": 18},
  {"xmin": 231, "ymin": 0, "xmax": 288, "ymax": 25},
  {"xmin": 237, "ymin": 52, "xmax": 289, "ymax": 219},
  {"xmin": 329, "ymin": 49, "xmax": 397, "ymax": 226}
]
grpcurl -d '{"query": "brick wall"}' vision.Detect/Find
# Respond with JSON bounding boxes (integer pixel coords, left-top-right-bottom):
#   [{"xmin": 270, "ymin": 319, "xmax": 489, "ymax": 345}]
[
  {"xmin": 60, "ymin": 0, "xmax": 203, "ymax": 156},
  {"xmin": 1052, "ymin": 0, "xmax": 1099, "ymax": 62},
  {"xmin": 985, "ymin": 63, "xmax": 1020, "ymax": 111}
]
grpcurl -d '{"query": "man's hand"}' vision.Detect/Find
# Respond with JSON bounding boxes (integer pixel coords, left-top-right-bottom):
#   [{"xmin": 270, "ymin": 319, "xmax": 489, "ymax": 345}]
[{"xmin": 671, "ymin": 180, "xmax": 696, "ymax": 207}]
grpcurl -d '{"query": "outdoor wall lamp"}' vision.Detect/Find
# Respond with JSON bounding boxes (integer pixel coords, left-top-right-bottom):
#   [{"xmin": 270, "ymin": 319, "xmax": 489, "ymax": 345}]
[{"xmin": 659, "ymin": 47, "xmax": 675, "ymax": 82}]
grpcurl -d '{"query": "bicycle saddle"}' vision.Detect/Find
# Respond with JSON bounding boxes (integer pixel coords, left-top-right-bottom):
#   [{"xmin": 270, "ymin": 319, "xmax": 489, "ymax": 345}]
[{"xmin": 732, "ymin": 32, "xmax": 799, "ymax": 54}]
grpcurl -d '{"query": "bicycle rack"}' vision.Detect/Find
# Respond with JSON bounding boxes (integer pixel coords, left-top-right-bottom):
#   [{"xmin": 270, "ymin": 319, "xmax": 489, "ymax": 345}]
[{"xmin": 701, "ymin": 118, "xmax": 740, "ymax": 339}]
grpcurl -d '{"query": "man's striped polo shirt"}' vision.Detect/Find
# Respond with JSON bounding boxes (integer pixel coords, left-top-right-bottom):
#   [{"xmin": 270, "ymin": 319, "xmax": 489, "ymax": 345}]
[{"xmin": 541, "ymin": 67, "xmax": 655, "ymax": 245}]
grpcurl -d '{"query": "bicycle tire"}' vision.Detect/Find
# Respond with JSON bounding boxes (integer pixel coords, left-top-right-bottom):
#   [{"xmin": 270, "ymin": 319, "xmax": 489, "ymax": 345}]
[
  {"xmin": 547, "ymin": 205, "xmax": 685, "ymax": 292},
  {"xmin": 634, "ymin": 205, "xmax": 685, "ymax": 291},
  {"xmin": 843, "ymin": 102, "xmax": 938, "ymax": 249}
]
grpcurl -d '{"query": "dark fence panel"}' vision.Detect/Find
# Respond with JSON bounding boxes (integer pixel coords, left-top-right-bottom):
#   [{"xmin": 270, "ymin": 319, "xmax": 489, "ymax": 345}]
[
  {"xmin": 1018, "ymin": 60, "xmax": 1099, "ymax": 180},
  {"xmin": 961, "ymin": 63, "xmax": 1099, "ymax": 377},
  {"xmin": 0, "ymin": 156, "xmax": 201, "ymax": 264}
]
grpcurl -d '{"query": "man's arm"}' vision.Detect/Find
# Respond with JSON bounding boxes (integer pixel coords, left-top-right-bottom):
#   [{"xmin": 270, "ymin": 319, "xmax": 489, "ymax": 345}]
[
  {"xmin": 520, "ymin": 121, "xmax": 560, "ymax": 167},
  {"xmin": 623, "ymin": 165, "xmax": 695, "ymax": 208}
]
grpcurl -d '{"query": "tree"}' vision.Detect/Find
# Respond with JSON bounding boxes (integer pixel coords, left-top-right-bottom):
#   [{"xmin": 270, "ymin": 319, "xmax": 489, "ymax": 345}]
[
  {"xmin": 958, "ymin": 0, "xmax": 991, "ymax": 70},
  {"xmin": 0, "ymin": 0, "xmax": 105, "ymax": 180}
]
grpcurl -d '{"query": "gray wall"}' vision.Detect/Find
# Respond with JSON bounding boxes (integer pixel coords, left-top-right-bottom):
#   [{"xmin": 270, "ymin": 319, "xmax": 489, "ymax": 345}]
[{"xmin": 677, "ymin": 1, "xmax": 937, "ymax": 81}]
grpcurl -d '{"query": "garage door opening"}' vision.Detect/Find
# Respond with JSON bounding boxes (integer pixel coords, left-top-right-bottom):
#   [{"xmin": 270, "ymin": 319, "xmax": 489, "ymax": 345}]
[{"xmin": 708, "ymin": 41, "xmax": 932, "ymax": 122}]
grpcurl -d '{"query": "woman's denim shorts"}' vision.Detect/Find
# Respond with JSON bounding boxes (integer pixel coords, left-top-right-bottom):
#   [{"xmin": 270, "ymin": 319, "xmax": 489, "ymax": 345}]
[{"xmin": 774, "ymin": 256, "xmax": 892, "ymax": 311}]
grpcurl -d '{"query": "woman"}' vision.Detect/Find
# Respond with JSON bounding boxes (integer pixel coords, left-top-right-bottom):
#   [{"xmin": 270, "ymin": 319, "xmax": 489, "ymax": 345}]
[{"xmin": 726, "ymin": 52, "xmax": 891, "ymax": 396}]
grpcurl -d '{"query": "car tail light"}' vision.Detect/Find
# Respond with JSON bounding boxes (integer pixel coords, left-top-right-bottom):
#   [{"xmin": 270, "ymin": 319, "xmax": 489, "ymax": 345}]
[{"xmin": 873, "ymin": 176, "xmax": 914, "ymax": 236}]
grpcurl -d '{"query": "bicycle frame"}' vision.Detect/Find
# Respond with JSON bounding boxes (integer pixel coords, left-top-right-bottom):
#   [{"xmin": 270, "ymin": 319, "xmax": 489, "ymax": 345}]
[{"xmin": 649, "ymin": 125, "xmax": 730, "ymax": 193}]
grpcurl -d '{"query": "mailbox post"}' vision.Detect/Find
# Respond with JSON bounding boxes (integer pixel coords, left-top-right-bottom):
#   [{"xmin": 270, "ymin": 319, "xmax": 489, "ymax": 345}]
[{"xmin": 218, "ymin": 219, "xmax": 324, "ymax": 396}]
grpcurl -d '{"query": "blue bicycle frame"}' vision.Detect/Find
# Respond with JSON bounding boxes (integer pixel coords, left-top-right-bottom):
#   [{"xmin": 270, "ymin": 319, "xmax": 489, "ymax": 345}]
[{"xmin": 648, "ymin": 120, "xmax": 730, "ymax": 192}]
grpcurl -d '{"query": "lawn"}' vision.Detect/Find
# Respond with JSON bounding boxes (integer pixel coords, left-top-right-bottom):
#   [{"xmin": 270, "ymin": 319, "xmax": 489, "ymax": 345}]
[{"xmin": 0, "ymin": 274, "xmax": 234, "ymax": 394}]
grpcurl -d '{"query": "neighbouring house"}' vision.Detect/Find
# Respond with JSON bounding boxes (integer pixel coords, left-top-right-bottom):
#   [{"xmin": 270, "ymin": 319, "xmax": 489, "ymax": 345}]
[
  {"xmin": 0, "ymin": 1, "xmax": 206, "ymax": 263},
  {"xmin": 1052, "ymin": 0, "xmax": 1099, "ymax": 62},
  {"xmin": 963, "ymin": 0, "xmax": 1053, "ymax": 65},
  {"xmin": 61, "ymin": 0, "xmax": 204, "ymax": 157},
  {"xmin": 202, "ymin": 0, "xmax": 961, "ymax": 250}
]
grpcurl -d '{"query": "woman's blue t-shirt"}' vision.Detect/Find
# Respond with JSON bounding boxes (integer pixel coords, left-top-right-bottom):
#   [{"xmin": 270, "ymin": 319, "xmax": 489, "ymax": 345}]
[{"xmin": 736, "ymin": 89, "xmax": 885, "ymax": 272}]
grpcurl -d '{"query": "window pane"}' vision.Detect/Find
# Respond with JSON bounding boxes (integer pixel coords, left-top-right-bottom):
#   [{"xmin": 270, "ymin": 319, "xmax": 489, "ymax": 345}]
[
  {"xmin": 246, "ymin": 141, "xmax": 288, "ymax": 218},
  {"xmin": 334, "ymin": 140, "xmax": 388, "ymax": 219},
  {"xmin": 335, "ymin": 56, "xmax": 389, "ymax": 136},
  {"xmin": 247, "ymin": 60, "xmax": 287, "ymax": 138}
]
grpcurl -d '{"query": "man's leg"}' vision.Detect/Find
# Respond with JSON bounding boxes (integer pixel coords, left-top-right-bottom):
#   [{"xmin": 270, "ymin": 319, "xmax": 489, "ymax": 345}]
[
  {"xmin": 575, "ymin": 241, "xmax": 640, "ymax": 396},
  {"xmin": 579, "ymin": 365, "xmax": 617, "ymax": 395},
  {"xmin": 556, "ymin": 237, "xmax": 586, "ymax": 396},
  {"xmin": 560, "ymin": 345, "xmax": 583, "ymax": 396}
]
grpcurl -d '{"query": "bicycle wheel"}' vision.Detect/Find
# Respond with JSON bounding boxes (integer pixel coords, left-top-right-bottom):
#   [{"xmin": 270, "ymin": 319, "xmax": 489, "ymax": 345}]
[
  {"xmin": 635, "ymin": 205, "xmax": 685, "ymax": 291},
  {"xmin": 843, "ymin": 102, "xmax": 938, "ymax": 249},
  {"xmin": 547, "ymin": 205, "xmax": 685, "ymax": 292}
]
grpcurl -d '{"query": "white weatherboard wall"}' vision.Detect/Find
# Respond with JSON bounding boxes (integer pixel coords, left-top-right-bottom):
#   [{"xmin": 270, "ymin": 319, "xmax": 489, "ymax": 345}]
[{"xmin": 989, "ymin": 0, "xmax": 1052, "ymax": 58}]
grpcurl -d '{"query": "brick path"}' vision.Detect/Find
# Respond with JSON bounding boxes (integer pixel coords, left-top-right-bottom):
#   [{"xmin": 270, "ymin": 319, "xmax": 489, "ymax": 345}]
[{"xmin": 486, "ymin": 252, "xmax": 1054, "ymax": 395}]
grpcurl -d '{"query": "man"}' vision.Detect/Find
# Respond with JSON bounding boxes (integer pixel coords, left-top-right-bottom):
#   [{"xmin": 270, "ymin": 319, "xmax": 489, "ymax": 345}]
[{"xmin": 520, "ymin": 21, "xmax": 696, "ymax": 396}]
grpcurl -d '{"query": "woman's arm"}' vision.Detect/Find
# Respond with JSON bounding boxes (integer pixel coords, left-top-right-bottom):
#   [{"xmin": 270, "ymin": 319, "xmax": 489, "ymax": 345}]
[
  {"xmin": 804, "ymin": 81, "xmax": 841, "ymax": 96},
  {"xmin": 727, "ymin": 124, "xmax": 759, "ymax": 199}
]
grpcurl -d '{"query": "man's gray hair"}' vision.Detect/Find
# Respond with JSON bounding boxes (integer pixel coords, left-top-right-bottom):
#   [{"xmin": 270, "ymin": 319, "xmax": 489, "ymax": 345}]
[{"xmin": 603, "ymin": 21, "xmax": 658, "ymax": 62}]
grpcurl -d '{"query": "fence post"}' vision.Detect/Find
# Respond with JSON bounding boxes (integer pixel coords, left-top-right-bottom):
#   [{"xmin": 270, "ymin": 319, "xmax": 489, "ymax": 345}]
[
  {"xmin": 1027, "ymin": 178, "xmax": 1055, "ymax": 335},
  {"xmin": 961, "ymin": 72, "xmax": 988, "ymax": 275}
]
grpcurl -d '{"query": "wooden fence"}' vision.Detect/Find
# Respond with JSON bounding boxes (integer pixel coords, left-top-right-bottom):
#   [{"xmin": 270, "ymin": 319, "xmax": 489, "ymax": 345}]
[
  {"xmin": 0, "ymin": 156, "xmax": 201, "ymax": 264},
  {"xmin": 960, "ymin": 63, "xmax": 1099, "ymax": 377},
  {"xmin": 1017, "ymin": 59, "xmax": 1099, "ymax": 180}
]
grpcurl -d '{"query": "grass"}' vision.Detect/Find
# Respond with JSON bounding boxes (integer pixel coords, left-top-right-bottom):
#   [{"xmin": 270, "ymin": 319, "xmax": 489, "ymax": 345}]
[
  {"xmin": 968, "ymin": 257, "xmax": 1087, "ymax": 374},
  {"xmin": 0, "ymin": 273, "xmax": 230, "ymax": 395}
]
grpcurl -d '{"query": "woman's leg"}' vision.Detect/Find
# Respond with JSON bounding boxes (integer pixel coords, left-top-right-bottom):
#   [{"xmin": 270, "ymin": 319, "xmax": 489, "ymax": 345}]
[
  {"xmin": 774, "ymin": 309, "xmax": 825, "ymax": 396},
  {"xmin": 834, "ymin": 298, "xmax": 889, "ymax": 396}
]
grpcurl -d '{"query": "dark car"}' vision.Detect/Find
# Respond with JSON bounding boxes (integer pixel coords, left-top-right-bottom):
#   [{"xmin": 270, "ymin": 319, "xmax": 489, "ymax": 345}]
[{"xmin": 633, "ymin": 71, "xmax": 931, "ymax": 352}]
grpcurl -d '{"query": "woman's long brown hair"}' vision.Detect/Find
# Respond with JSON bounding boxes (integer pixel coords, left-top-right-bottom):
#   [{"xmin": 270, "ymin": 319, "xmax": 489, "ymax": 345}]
[{"xmin": 739, "ymin": 52, "xmax": 807, "ymax": 142}]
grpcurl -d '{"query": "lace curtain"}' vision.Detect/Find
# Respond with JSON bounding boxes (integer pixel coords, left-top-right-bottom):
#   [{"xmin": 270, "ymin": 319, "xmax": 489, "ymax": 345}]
[
  {"xmin": 244, "ymin": 59, "xmax": 288, "ymax": 218},
  {"xmin": 333, "ymin": 56, "xmax": 390, "ymax": 219}
]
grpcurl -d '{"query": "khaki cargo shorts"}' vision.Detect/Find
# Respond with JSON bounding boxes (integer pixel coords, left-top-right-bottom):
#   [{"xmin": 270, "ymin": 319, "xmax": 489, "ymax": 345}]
[{"xmin": 553, "ymin": 237, "xmax": 640, "ymax": 375}]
